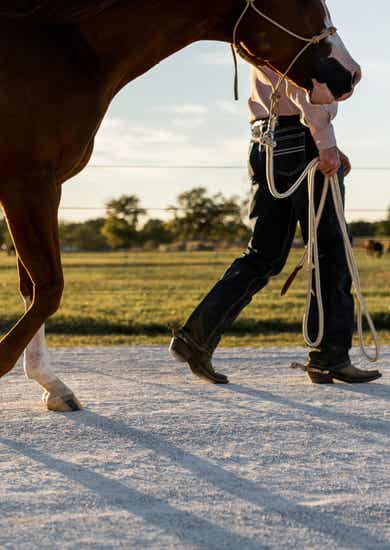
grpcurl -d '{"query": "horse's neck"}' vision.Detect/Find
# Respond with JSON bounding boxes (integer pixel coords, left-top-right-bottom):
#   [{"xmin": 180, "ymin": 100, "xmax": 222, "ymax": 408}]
[{"xmin": 79, "ymin": 0, "xmax": 236, "ymax": 101}]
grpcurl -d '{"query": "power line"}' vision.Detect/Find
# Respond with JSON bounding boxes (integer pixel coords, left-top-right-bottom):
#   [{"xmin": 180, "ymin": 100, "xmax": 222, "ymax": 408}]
[
  {"xmin": 85, "ymin": 164, "xmax": 390, "ymax": 171},
  {"xmin": 59, "ymin": 206, "xmax": 389, "ymax": 212},
  {"xmin": 61, "ymin": 207, "xmax": 171, "ymax": 211}
]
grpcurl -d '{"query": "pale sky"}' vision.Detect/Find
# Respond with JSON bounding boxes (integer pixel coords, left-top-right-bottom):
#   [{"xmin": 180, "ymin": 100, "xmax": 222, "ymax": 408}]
[{"xmin": 61, "ymin": 0, "xmax": 390, "ymax": 223}]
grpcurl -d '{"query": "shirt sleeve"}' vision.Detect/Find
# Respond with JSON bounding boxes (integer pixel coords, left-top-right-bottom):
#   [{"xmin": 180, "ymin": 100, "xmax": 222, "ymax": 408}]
[{"xmin": 284, "ymin": 81, "xmax": 338, "ymax": 150}]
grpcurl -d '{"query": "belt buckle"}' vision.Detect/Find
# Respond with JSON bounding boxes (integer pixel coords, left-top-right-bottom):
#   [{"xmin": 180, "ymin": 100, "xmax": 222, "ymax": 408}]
[{"xmin": 251, "ymin": 120, "xmax": 265, "ymax": 139}]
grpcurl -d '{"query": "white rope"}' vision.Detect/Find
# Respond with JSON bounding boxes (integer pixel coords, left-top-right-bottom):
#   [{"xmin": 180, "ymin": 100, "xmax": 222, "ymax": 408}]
[
  {"xmin": 233, "ymin": 0, "xmax": 336, "ymax": 46},
  {"xmin": 255, "ymin": 130, "xmax": 380, "ymax": 361}
]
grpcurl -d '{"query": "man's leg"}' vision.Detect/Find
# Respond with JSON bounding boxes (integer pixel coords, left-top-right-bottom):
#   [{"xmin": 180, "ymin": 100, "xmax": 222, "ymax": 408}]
[
  {"xmin": 293, "ymin": 134, "xmax": 380, "ymax": 382},
  {"xmin": 294, "ymin": 166, "xmax": 354, "ymax": 361},
  {"xmin": 170, "ymin": 138, "xmax": 297, "ymax": 382}
]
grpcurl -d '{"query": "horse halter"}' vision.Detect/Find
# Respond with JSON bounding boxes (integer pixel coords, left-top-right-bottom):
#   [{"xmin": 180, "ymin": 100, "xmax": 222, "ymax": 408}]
[{"xmin": 231, "ymin": 0, "xmax": 337, "ymax": 106}]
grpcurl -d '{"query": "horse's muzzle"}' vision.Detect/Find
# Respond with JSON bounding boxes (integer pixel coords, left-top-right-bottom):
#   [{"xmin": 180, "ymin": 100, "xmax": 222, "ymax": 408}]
[{"xmin": 309, "ymin": 58, "xmax": 361, "ymax": 104}]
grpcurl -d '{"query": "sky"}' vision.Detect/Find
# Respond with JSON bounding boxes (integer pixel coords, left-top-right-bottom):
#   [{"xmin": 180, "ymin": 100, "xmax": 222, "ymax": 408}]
[{"xmin": 61, "ymin": 0, "xmax": 390, "ymax": 223}]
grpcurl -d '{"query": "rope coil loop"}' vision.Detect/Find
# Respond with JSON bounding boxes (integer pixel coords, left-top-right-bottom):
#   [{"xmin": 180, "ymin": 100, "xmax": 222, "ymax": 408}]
[{"xmin": 252, "ymin": 125, "xmax": 380, "ymax": 362}]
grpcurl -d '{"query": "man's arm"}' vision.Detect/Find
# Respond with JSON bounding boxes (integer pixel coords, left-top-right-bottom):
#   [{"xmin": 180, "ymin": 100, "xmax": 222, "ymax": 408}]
[
  {"xmin": 319, "ymin": 148, "xmax": 351, "ymax": 177},
  {"xmin": 284, "ymin": 81, "xmax": 343, "ymax": 177}
]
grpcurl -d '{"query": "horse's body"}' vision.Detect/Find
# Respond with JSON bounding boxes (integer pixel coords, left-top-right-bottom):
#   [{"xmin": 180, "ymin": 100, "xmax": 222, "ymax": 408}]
[
  {"xmin": 365, "ymin": 240, "xmax": 384, "ymax": 258},
  {"xmin": 0, "ymin": 0, "xmax": 360, "ymax": 410}
]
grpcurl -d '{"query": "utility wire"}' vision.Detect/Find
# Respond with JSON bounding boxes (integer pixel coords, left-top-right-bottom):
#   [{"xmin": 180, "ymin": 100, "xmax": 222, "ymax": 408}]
[
  {"xmin": 84, "ymin": 164, "xmax": 390, "ymax": 170},
  {"xmin": 59, "ymin": 206, "xmax": 389, "ymax": 212}
]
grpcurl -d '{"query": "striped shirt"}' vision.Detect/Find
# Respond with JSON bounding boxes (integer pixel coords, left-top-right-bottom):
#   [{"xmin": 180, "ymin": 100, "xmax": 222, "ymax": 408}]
[{"xmin": 248, "ymin": 66, "xmax": 338, "ymax": 150}]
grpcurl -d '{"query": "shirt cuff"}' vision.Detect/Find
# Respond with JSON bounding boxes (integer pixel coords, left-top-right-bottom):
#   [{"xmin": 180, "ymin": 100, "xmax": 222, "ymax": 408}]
[{"xmin": 309, "ymin": 124, "xmax": 337, "ymax": 150}]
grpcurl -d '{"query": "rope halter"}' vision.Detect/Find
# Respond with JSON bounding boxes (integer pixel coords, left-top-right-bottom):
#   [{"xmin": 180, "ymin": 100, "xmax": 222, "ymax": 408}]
[{"xmin": 231, "ymin": 0, "xmax": 337, "ymax": 101}]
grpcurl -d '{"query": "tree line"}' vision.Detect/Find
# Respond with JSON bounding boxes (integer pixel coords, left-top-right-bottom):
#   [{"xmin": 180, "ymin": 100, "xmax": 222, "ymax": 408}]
[
  {"xmin": 0, "ymin": 188, "xmax": 250, "ymax": 252},
  {"xmin": 0, "ymin": 189, "xmax": 389, "ymax": 252}
]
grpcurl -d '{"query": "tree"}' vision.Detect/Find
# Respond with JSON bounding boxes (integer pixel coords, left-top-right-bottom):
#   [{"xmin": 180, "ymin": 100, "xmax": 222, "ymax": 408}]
[
  {"xmin": 0, "ymin": 216, "xmax": 14, "ymax": 253},
  {"xmin": 348, "ymin": 207, "xmax": 390, "ymax": 238},
  {"xmin": 102, "ymin": 195, "xmax": 146, "ymax": 249},
  {"xmin": 169, "ymin": 187, "xmax": 249, "ymax": 243},
  {"xmin": 101, "ymin": 216, "xmax": 136, "ymax": 249},
  {"xmin": 348, "ymin": 220, "xmax": 376, "ymax": 238},
  {"xmin": 374, "ymin": 206, "xmax": 390, "ymax": 237},
  {"xmin": 59, "ymin": 218, "xmax": 107, "ymax": 251},
  {"xmin": 105, "ymin": 195, "xmax": 146, "ymax": 227},
  {"xmin": 139, "ymin": 218, "xmax": 174, "ymax": 247}
]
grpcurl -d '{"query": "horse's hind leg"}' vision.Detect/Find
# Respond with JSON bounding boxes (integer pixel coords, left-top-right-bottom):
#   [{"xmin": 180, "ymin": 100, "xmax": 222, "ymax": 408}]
[
  {"xmin": 0, "ymin": 174, "xmax": 81, "ymax": 411},
  {"xmin": 18, "ymin": 259, "xmax": 81, "ymax": 411}
]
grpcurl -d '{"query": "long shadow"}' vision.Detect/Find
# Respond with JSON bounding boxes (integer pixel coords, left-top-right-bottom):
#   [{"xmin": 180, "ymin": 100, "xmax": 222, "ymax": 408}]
[
  {"xmin": 70, "ymin": 359, "xmax": 390, "ymax": 439},
  {"xmin": 63, "ymin": 410, "xmax": 386, "ymax": 548},
  {"xmin": 0, "ymin": 317, "xmax": 172, "ymax": 336},
  {"xmin": 2, "ymin": 313, "xmax": 390, "ymax": 336},
  {"xmin": 330, "ymin": 382, "xmax": 390, "ymax": 400},
  {"xmin": 225, "ymin": 384, "xmax": 390, "ymax": 438},
  {"xmin": 0, "ymin": 317, "xmax": 303, "ymax": 336},
  {"xmin": 151, "ymin": 381, "xmax": 293, "ymax": 420},
  {"xmin": 0, "ymin": 437, "xmax": 258, "ymax": 549},
  {"xmin": 64, "ymin": 360, "xmax": 390, "ymax": 440},
  {"xmin": 153, "ymin": 382, "xmax": 389, "ymax": 449},
  {"xmin": 63, "ymin": 261, "xmax": 228, "ymax": 270},
  {"xmin": 0, "ymin": 318, "xmax": 303, "ymax": 338}
]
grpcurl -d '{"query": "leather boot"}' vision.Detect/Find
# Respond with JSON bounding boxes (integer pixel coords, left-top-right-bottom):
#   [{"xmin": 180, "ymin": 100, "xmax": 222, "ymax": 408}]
[
  {"xmin": 169, "ymin": 328, "xmax": 229, "ymax": 384},
  {"xmin": 291, "ymin": 359, "xmax": 382, "ymax": 384}
]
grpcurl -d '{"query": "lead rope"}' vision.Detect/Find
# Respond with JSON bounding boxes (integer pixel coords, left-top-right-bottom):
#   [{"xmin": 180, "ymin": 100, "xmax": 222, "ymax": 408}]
[{"xmin": 258, "ymin": 128, "xmax": 380, "ymax": 362}]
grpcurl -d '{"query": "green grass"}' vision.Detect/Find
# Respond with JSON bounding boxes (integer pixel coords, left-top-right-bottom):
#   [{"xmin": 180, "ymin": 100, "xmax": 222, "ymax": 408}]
[{"xmin": 0, "ymin": 249, "xmax": 389, "ymax": 347}]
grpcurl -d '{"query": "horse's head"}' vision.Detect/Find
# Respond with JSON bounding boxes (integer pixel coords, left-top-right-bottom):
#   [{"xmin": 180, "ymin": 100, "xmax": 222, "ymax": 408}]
[{"xmin": 234, "ymin": 0, "xmax": 361, "ymax": 104}]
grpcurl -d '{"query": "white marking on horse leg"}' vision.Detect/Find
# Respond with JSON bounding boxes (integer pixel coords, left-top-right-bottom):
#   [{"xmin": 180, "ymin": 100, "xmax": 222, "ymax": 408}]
[
  {"xmin": 23, "ymin": 297, "xmax": 82, "ymax": 411},
  {"xmin": 23, "ymin": 297, "xmax": 55, "ymax": 384}
]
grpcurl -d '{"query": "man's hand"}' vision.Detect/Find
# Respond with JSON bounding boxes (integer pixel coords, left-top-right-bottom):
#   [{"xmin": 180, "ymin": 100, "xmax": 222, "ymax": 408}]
[
  {"xmin": 318, "ymin": 146, "xmax": 341, "ymax": 177},
  {"xmin": 338, "ymin": 149, "xmax": 351, "ymax": 176}
]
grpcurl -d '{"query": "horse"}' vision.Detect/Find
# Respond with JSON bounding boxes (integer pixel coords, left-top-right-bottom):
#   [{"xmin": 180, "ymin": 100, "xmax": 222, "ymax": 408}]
[
  {"xmin": 0, "ymin": 0, "xmax": 361, "ymax": 411},
  {"xmin": 365, "ymin": 240, "xmax": 384, "ymax": 258}
]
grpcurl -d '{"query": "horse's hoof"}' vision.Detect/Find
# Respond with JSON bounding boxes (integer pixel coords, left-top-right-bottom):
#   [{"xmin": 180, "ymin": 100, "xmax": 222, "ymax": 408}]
[{"xmin": 43, "ymin": 392, "xmax": 83, "ymax": 412}]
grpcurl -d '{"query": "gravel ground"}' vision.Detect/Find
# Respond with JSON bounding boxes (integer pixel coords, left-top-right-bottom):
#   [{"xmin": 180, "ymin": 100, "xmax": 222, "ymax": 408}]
[{"xmin": 1, "ymin": 345, "xmax": 389, "ymax": 549}]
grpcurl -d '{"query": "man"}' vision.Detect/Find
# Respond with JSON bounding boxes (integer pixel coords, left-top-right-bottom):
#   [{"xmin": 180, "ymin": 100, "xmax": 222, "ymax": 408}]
[{"xmin": 169, "ymin": 65, "xmax": 381, "ymax": 384}]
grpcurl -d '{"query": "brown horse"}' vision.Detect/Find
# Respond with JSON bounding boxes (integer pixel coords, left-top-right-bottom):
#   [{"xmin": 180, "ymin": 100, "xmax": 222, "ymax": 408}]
[
  {"xmin": 365, "ymin": 240, "xmax": 384, "ymax": 258},
  {"xmin": 0, "ymin": 0, "xmax": 360, "ymax": 411}
]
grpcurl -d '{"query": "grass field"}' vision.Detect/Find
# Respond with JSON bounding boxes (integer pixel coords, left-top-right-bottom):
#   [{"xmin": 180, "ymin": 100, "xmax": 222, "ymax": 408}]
[{"xmin": 0, "ymin": 249, "xmax": 389, "ymax": 347}]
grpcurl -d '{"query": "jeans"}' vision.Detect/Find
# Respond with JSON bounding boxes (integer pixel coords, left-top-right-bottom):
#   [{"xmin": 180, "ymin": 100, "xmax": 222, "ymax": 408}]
[{"xmin": 183, "ymin": 116, "xmax": 354, "ymax": 366}]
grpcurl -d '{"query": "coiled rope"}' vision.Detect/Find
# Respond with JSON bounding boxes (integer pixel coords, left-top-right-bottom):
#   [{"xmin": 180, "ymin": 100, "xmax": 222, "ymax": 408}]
[{"xmin": 252, "ymin": 118, "xmax": 380, "ymax": 362}]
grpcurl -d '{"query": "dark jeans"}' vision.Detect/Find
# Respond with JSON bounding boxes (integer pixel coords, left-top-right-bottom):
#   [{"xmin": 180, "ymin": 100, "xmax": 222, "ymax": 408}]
[{"xmin": 183, "ymin": 115, "xmax": 354, "ymax": 366}]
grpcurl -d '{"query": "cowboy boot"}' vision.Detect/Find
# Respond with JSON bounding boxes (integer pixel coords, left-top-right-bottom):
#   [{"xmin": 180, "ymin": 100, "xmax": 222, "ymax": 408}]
[
  {"xmin": 169, "ymin": 328, "xmax": 229, "ymax": 384},
  {"xmin": 291, "ymin": 358, "xmax": 382, "ymax": 384}
]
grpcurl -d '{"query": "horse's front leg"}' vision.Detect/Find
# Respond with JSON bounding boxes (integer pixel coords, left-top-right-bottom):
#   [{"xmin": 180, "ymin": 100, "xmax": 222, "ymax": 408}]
[
  {"xmin": 22, "ymin": 295, "xmax": 82, "ymax": 412},
  {"xmin": 0, "ymin": 175, "xmax": 82, "ymax": 413}
]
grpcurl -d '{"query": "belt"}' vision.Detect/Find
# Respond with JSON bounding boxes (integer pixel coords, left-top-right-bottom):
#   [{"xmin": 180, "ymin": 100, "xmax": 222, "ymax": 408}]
[{"xmin": 251, "ymin": 115, "xmax": 302, "ymax": 140}]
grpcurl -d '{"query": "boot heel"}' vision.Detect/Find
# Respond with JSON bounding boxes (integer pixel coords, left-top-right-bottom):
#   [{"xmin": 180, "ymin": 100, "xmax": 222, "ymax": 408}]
[
  {"xmin": 307, "ymin": 368, "xmax": 334, "ymax": 384},
  {"xmin": 169, "ymin": 337, "xmax": 191, "ymax": 363}
]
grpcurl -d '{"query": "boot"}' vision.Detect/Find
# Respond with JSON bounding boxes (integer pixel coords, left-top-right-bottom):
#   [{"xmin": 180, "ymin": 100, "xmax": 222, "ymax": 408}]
[
  {"xmin": 291, "ymin": 359, "xmax": 382, "ymax": 384},
  {"xmin": 169, "ymin": 328, "xmax": 229, "ymax": 384}
]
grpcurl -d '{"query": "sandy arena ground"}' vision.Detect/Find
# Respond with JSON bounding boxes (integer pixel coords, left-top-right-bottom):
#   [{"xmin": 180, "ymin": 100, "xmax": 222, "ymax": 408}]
[{"xmin": 1, "ymin": 345, "xmax": 389, "ymax": 549}]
